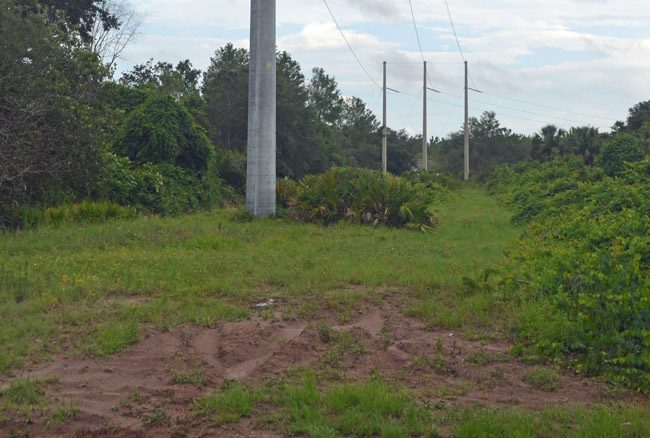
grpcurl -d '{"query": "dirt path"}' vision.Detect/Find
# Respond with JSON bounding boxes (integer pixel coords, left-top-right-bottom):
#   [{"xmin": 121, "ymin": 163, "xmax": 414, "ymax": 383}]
[{"xmin": 2, "ymin": 298, "xmax": 612, "ymax": 437}]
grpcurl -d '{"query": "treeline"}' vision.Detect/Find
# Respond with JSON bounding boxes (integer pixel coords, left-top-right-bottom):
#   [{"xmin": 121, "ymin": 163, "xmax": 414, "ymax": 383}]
[{"xmin": 1, "ymin": 0, "xmax": 649, "ymax": 228}]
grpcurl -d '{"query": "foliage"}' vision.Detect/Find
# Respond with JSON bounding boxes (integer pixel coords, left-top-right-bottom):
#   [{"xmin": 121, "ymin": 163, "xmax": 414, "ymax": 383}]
[
  {"xmin": 17, "ymin": 0, "xmax": 118, "ymax": 41},
  {"xmin": 99, "ymin": 153, "xmax": 231, "ymax": 215},
  {"xmin": 488, "ymin": 158, "xmax": 650, "ymax": 391},
  {"xmin": 44, "ymin": 201, "xmax": 137, "ymax": 225},
  {"xmin": 113, "ymin": 95, "xmax": 214, "ymax": 175},
  {"xmin": 1, "ymin": 0, "xmax": 110, "ymax": 219},
  {"xmin": 278, "ymin": 168, "xmax": 440, "ymax": 230},
  {"xmin": 432, "ymin": 111, "xmax": 531, "ymax": 178},
  {"xmin": 597, "ymin": 133, "xmax": 645, "ymax": 177}
]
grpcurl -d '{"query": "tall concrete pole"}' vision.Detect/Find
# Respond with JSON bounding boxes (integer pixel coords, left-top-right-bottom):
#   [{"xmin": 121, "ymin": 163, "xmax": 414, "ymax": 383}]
[
  {"xmin": 382, "ymin": 61, "xmax": 387, "ymax": 174},
  {"xmin": 422, "ymin": 61, "xmax": 428, "ymax": 172},
  {"xmin": 464, "ymin": 61, "xmax": 470, "ymax": 181},
  {"xmin": 246, "ymin": 0, "xmax": 276, "ymax": 216}
]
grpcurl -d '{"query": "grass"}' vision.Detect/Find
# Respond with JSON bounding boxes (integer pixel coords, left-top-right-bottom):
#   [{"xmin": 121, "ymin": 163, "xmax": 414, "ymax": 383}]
[
  {"xmin": 193, "ymin": 381, "xmax": 258, "ymax": 424},
  {"xmin": 1, "ymin": 187, "xmax": 648, "ymax": 434},
  {"xmin": 0, "ymin": 377, "xmax": 78, "ymax": 428},
  {"xmin": 261, "ymin": 376, "xmax": 436, "ymax": 437},
  {"xmin": 448, "ymin": 404, "xmax": 650, "ymax": 438},
  {"xmin": 523, "ymin": 366, "xmax": 562, "ymax": 392},
  {"xmin": 0, "ymin": 188, "xmax": 518, "ymax": 373}
]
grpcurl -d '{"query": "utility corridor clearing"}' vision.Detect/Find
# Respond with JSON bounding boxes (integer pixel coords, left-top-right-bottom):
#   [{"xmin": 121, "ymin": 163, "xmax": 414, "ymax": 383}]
[{"xmin": 1, "ymin": 189, "xmax": 647, "ymax": 437}]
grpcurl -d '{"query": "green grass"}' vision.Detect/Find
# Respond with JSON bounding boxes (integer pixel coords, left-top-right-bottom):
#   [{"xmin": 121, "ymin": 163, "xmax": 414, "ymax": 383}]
[
  {"xmin": 193, "ymin": 381, "xmax": 258, "ymax": 424},
  {"xmin": 1, "ymin": 189, "xmax": 648, "ymax": 433},
  {"xmin": 260, "ymin": 376, "xmax": 435, "ymax": 437},
  {"xmin": 0, "ymin": 188, "xmax": 518, "ymax": 373},
  {"xmin": 523, "ymin": 366, "xmax": 562, "ymax": 392},
  {"xmin": 449, "ymin": 404, "xmax": 650, "ymax": 438}
]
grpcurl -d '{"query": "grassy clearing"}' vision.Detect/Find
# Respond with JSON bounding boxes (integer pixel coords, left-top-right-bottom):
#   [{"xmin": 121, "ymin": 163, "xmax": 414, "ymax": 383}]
[
  {"xmin": 0, "ymin": 188, "xmax": 516, "ymax": 373},
  {"xmin": 189, "ymin": 375, "xmax": 650, "ymax": 438}
]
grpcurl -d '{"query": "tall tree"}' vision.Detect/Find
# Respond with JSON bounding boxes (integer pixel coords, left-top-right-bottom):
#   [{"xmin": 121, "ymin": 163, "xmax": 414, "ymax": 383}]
[
  {"xmin": 561, "ymin": 126, "xmax": 601, "ymax": 165},
  {"xmin": 308, "ymin": 67, "xmax": 343, "ymax": 126},
  {"xmin": 335, "ymin": 97, "xmax": 381, "ymax": 169},
  {"xmin": 1, "ymin": 0, "xmax": 109, "ymax": 218},
  {"xmin": 202, "ymin": 44, "xmax": 249, "ymax": 153},
  {"xmin": 532, "ymin": 125, "xmax": 566, "ymax": 161},
  {"xmin": 17, "ymin": 0, "xmax": 118, "ymax": 41}
]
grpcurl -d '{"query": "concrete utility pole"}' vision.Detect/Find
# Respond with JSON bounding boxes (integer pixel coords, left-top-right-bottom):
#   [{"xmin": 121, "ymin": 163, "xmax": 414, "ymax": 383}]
[
  {"xmin": 246, "ymin": 0, "xmax": 276, "ymax": 216},
  {"xmin": 422, "ymin": 61, "xmax": 428, "ymax": 172},
  {"xmin": 463, "ymin": 61, "xmax": 470, "ymax": 181},
  {"xmin": 382, "ymin": 61, "xmax": 388, "ymax": 174}
]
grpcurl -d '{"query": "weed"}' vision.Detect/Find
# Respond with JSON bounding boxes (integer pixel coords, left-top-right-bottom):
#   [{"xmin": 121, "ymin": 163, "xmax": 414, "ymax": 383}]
[
  {"xmin": 193, "ymin": 382, "xmax": 257, "ymax": 424},
  {"xmin": 523, "ymin": 366, "xmax": 561, "ymax": 392},
  {"xmin": 47, "ymin": 401, "xmax": 79, "ymax": 426},
  {"xmin": 170, "ymin": 364, "xmax": 205, "ymax": 387},
  {"xmin": 141, "ymin": 404, "xmax": 168, "ymax": 426}
]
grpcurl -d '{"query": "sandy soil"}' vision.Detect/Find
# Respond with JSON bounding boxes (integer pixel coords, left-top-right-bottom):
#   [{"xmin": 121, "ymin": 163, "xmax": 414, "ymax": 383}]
[{"xmin": 0, "ymin": 299, "xmax": 617, "ymax": 437}]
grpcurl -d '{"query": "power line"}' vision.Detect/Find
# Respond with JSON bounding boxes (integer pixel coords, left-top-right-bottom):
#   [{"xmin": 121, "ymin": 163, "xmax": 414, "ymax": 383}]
[
  {"xmin": 443, "ymin": 0, "xmax": 464, "ymax": 62},
  {"xmin": 407, "ymin": 0, "xmax": 425, "ymax": 63},
  {"xmin": 480, "ymin": 90, "xmax": 617, "ymax": 122},
  {"xmin": 321, "ymin": 0, "xmax": 381, "ymax": 89},
  {"xmin": 442, "ymin": 0, "xmax": 477, "ymax": 89}
]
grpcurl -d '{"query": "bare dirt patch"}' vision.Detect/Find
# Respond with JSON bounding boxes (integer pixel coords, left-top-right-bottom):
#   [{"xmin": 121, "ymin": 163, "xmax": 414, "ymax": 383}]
[{"xmin": 1, "ymin": 298, "xmax": 614, "ymax": 437}]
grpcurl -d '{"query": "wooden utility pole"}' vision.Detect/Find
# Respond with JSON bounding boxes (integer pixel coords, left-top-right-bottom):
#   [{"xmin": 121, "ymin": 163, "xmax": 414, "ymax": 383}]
[
  {"xmin": 422, "ymin": 61, "xmax": 428, "ymax": 171},
  {"xmin": 382, "ymin": 61, "xmax": 388, "ymax": 174},
  {"xmin": 464, "ymin": 61, "xmax": 470, "ymax": 181},
  {"xmin": 246, "ymin": 0, "xmax": 276, "ymax": 216}
]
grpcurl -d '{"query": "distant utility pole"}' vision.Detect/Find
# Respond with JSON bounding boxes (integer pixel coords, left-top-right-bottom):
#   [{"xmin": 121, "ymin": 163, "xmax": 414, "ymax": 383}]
[
  {"xmin": 422, "ymin": 61, "xmax": 428, "ymax": 172},
  {"xmin": 246, "ymin": 0, "xmax": 276, "ymax": 216},
  {"xmin": 382, "ymin": 61, "xmax": 388, "ymax": 174},
  {"xmin": 464, "ymin": 61, "xmax": 470, "ymax": 181}
]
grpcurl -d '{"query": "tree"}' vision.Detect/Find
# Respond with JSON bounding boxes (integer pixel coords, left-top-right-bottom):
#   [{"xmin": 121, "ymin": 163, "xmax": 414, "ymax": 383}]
[
  {"xmin": 626, "ymin": 101, "xmax": 650, "ymax": 132},
  {"xmin": 532, "ymin": 125, "xmax": 566, "ymax": 161},
  {"xmin": 335, "ymin": 97, "xmax": 381, "ymax": 169},
  {"xmin": 202, "ymin": 44, "xmax": 249, "ymax": 153},
  {"xmin": 17, "ymin": 0, "xmax": 119, "ymax": 42},
  {"xmin": 308, "ymin": 67, "xmax": 343, "ymax": 126},
  {"xmin": 276, "ymin": 52, "xmax": 336, "ymax": 177},
  {"xmin": 431, "ymin": 111, "xmax": 530, "ymax": 177},
  {"xmin": 113, "ymin": 95, "xmax": 214, "ymax": 175},
  {"xmin": 89, "ymin": 0, "xmax": 141, "ymax": 68},
  {"xmin": 598, "ymin": 133, "xmax": 645, "ymax": 177},
  {"xmin": 1, "ymin": 0, "xmax": 109, "ymax": 220},
  {"xmin": 561, "ymin": 126, "xmax": 601, "ymax": 165}
]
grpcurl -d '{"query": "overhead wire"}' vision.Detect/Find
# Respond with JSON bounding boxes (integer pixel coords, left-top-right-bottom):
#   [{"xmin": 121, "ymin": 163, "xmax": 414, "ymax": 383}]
[
  {"xmin": 324, "ymin": 0, "xmax": 615, "ymax": 134},
  {"xmin": 321, "ymin": 0, "xmax": 382, "ymax": 90},
  {"xmin": 407, "ymin": 0, "xmax": 426, "ymax": 63}
]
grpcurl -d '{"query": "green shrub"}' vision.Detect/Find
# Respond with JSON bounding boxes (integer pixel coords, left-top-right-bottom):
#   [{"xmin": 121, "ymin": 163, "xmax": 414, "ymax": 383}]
[
  {"xmin": 100, "ymin": 152, "xmax": 233, "ymax": 215},
  {"xmin": 523, "ymin": 366, "xmax": 561, "ymax": 392},
  {"xmin": 488, "ymin": 158, "xmax": 650, "ymax": 391},
  {"xmin": 113, "ymin": 95, "xmax": 214, "ymax": 175},
  {"xmin": 0, "ymin": 205, "xmax": 44, "ymax": 230},
  {"xmin": 597, "ymin": 133, "xmax": 645, "ymax": 177},
  {"xmin": 44, "ymin": 201, "xmax": 137, "ymax": 225},
  {"xmin": 402, "ymin": 170, "xmax": 462, "ymax": 192},
  {"xmin": 278, "ymin": 167, "xmax": 440, "ymax": 230}
]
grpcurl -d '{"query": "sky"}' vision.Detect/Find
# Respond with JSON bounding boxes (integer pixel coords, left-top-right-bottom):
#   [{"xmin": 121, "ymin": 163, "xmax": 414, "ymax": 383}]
[{"xmin": 116, "ymin": 0, "xmax": 650, "ymax": 137}]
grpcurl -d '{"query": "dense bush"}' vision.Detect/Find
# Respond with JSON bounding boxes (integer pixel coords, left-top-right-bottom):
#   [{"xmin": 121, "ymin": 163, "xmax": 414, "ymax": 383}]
[
  {"xmin": 99, "ymin": 152, "xmax": 232, "ymax": 215},
  {"xmin": 488, "ymin": 158, "xmax": 650, "ymax": 390},
  {"xmin": 113, "ymin": 95, "xmax": 214, "ymax": 175},
  {"xmin": 402, "ymin": 171, "xmax": 462, "ymax": 193},
  {"xmin": 277, "ymin": 168, "xmax": 442, "ymax": 230},
  {"xmin": 597, "ymin": 133, "xmax": 645, "ymax": 177}
]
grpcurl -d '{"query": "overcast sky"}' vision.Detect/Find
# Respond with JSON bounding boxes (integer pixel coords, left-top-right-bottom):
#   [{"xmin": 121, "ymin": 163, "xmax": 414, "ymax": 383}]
[{"xmin": 117, "ymin": 0, "xmax": 650, "ymax": 137}]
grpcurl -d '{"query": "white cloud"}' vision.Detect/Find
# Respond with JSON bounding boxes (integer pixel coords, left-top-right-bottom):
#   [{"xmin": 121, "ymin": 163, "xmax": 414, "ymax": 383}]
[{"xmin": 119, "ymin": 0, "xmax": 650, "ymax": 134}]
